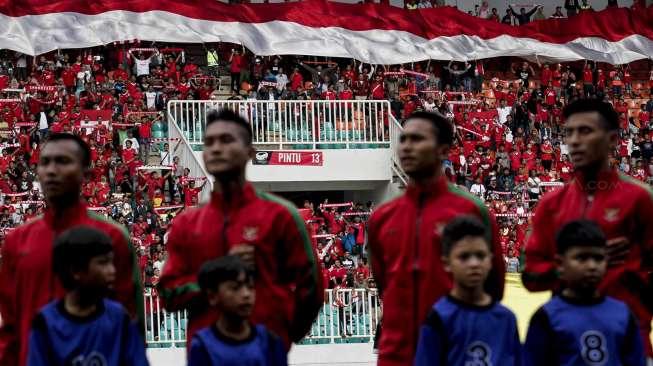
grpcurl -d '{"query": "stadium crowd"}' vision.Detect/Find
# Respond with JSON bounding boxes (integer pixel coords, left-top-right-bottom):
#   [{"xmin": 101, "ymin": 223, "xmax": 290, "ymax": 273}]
[
  {"xmin": 0, "ymin": 41, "xmax": 652, "ymax": 289},
  {"xmin": 400, "ymin": 0, "xmax": 647, "ymax": 22}
]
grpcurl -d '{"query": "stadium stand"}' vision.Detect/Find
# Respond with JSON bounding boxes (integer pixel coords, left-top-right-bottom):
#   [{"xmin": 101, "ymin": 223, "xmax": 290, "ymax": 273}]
[{"xmin": 0, "ymin": 32, "xmax": 652, "ymax": 346}]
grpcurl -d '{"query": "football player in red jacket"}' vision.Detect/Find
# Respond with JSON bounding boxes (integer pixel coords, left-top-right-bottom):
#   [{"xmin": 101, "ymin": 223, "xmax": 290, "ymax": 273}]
[
  {"xmin": 0, "ymin": 133, "xmax": 143, "ymax": 366},
  {"xmin": 368, "ymin": 111, "xmax": 505, "ymax": 366},
  {"xmin": 523, "ymin": 99, "xmax": 653, "ymax": 357},
  {"xmin": 158, "ymin": 109, "xmax": 323, "ymax": 350}
]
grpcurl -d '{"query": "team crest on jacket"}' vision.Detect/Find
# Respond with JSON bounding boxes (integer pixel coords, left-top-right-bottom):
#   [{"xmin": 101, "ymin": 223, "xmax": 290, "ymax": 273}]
[
  {"xmin": 604, "ymin": 208, "xmax": 620, "ymax": 222},
  {"xmin": 434, "ymin": 222, "xmax": 445, "ymax": 236},
  {"xmin": 243, "ymin": 226, "xmax": 259, "ymax": 241}
]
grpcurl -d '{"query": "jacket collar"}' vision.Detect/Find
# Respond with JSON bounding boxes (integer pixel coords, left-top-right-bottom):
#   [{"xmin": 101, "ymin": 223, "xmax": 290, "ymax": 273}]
[
  {"xmin": 43, "ymin": 200, "xmax": 88, "ymax": 230},
  {"xmin": 572, "ymin": 168, "xmax": 619, "ymax": 193},
  {"xmin": 406, "ymin": 175, "xmax": 449, "ymax": 202},
  {"xmin": 210, "ymin": 182, "xmax": 256, "ymax": 211}
]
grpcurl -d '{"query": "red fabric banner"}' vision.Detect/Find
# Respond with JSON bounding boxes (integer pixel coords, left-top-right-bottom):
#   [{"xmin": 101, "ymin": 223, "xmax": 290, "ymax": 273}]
[
  {"xmin": 80, "ymin": 110, "xmax": 112, "ymax": 122},
  {"xmin": 0, "ymin": 1, "xmax": 651, "ymax": 63},
  {"xmin": 468, "ymin": 110, "xmax": 499, "ymax": 121},
  {"xmin": 2, "ymin": 1, "xmax": 650, "ymax": 44}
]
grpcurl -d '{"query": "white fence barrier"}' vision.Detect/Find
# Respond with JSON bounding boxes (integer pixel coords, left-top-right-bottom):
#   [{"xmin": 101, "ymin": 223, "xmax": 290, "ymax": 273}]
[
  {"xmin": 167, "ymin": 100, "xmax": 392, "ymax": 150},
  {"xmin": 166, "ymin": 104, "xmax": 213, "ymax": 202},
  {"xmin": 389, "ymin": 115, "xmax": 408, "ymax": 186},
  {"xmin": 143, "ymin": 288, "xmax": 381, "ymax": 348}
]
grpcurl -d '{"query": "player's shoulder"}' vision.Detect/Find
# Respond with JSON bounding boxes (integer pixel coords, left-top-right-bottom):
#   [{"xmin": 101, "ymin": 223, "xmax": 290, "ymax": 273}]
[
  {"xmin": 4, "ymin": 213, "xmax": 43, "ymax": 236},
  {"xmin": 445, "ymin": 183, "xmax": 493, "ymax": 218},
  {"xmin": 253, "ymin": 189, "xmax": 303, "ymax": 223},
  {"xmin": 85, "ymin": 210, "xmax": 130, "ymax": 241},
  {"xmin": 103, "ymin": 298, "xmax": 130, "ymax": 314},
  {"xmin": 491, "ymin": 302, "xmax": 518, "ymax": 319},
  {"xmin": 369, "ymin": 195, "xmax": 404, "ymax": 223},
  {"xmin": 601, "ymin": 295, "xmax": 631, "ymax": 313},
  {"xmin": 37, "ymin": 299, "xmax": 60, "ymax": 317},
  {"xmin": 257, "ymin": 323, "xmax": 283, "ymax": 344},
  {"xmin": 191, "ymin": 324, "xmax": 214, "ymax": 346},
  {"xmin": 446, "ymin": 183, "xmax": 486, "ymax": 209},
  {"xmin": 541, "ymin": 294, "xmax": 566, "ymax": 313},
  {"xmin": 615, "ymin": 173, "xmax": 653, "ymax": 202},
  {"xmin": 535, "ymin": 183, "xmax": 571, "ymax": 210},
  {"xmin": 169, "ymin": 203, "xmax": 208, "ymax": 225}
]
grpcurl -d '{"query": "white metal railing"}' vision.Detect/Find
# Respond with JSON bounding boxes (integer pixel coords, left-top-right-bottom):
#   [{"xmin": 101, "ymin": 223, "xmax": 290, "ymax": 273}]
[
  {"xmin": 144, "ymin": 290, "xmax": 188, "ymax": 347},
  {"xmin": 166, "ymin": 104, "xmax": 213, "ymax": 203},
  {"xmin": 389, "ymin": 115, "xmax": 408, "ymax": 187},
  {"xmin": 167, "ymin": 100, "xmax": 392, "ymax": 150},
  {"xmin": 143, "ymin": 288, "xmax": 381, "ymax": 348},
  {"xmin": 307, "ymin": 288, "xmax": 381, "ymax": 343}
]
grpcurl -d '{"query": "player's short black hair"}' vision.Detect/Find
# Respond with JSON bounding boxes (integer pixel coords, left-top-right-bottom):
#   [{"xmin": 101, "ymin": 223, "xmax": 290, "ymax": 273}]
[
  {"xmin": 206, "ymin": 108, "xmax": 252, "ymax": 145},
  {"xmin": 198, "ymin": 255, "xmax": 254, "ymax": 292},
  {"xmin": 555, "ymin": 219, "xmax": 606, "ymax": 254},
  {"xmin": 441, "ymin": 216, "xmax": 490, "ymax": 255},
  {"xmin": 43, "ymin": 133, "xmax": 91, "ymax": 168},
  {"xmin": 52, "ymin": 226, "xmax": 113, "ymax": 290},
  {"xmin": 406, "ymin": 111, "xmax": 454, "ymax": 146},
  {"xmin": 562, "ymin": 98, "xmax": 619, "ymax": 131}
]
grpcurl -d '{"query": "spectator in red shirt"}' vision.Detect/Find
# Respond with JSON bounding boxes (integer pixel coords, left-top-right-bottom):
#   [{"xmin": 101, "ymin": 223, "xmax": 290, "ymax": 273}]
[
  {"xmin": 228, "ymin": 48, "xmax": 245, "ymax": 92},
  {"xmin": 182, "ymin": 179, "xmax": 205, "ymax": 207},
  {"xmin": 352, "ymin": 74, "xmax": 369, "ymax": 100},
  {"xmin": 322, "ymin": 85, "xmax": 336, "ymax": 100},
  {"xmin": 583, "ymin": 61, "xmax": 595, "ymax": 97},
  {"xmin": 327, "ymin": 259, "xmax": 348, "ymax": 288},
  {"xmin": 369, "ymin": 75, "xmax": 385, "ymax": 100},
  {"xmin": 540, "ymin": 63, "xmax": 553, "ymax": 86}
]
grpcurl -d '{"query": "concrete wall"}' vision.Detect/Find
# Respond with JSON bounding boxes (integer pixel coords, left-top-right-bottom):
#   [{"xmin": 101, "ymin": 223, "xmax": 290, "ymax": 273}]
[{"xmin": 147, "ymin": 343, "xmax": 377, "ymax": 365}]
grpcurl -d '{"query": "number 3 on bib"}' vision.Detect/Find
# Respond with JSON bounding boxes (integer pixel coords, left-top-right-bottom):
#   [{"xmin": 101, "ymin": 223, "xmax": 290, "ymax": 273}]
[{"xmin": 465, "ymin": 341, "xmax": 492, "ymax": 366}]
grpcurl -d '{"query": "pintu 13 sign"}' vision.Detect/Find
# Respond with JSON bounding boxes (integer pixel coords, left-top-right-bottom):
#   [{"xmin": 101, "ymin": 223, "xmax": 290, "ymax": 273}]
[{"xmin": 253, "ymin": 151, "xmax": 323, "ymax": 166}]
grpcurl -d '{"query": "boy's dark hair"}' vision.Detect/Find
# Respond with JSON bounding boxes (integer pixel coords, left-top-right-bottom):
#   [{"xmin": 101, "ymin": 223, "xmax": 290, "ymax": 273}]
[
  {"xmin": 52, "ymin": 226, "xmax": 113, "ymax": 290},
  {"xmin": 206, "ymin": 108, "xmax": 252, "ymax": 145},
  {"xmin": 198, "ymin": 255, "xmax": 254, "ymax": 292},
  {"xmin": 44, "ymin": 133, "xmax": 92, "ymax": 168},
  {"xmin": 406, "ymin": 111, "xmax": 454, "ymax": 146},
  {"xmin": 555, "ymin": 219, "xmax": 606, "ymax": 254},
  {"xmin": 562, "ymin": 98, "xmax": 619, "ymax": 131},
  {"xmin": 441, "ymin": 216, "xmax": 490, "ymax": 255}
]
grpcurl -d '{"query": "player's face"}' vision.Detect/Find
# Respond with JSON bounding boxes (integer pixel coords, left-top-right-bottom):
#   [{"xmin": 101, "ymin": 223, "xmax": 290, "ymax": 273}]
[
  {"xmin": 564, "ymin": 112, "xmax": 617, "ymax": 171},
  {"xmin": 211, "ymin": 272, "xmax": 255, "ymax": 319},
  {"xmin": 37, "ymin": 140, "xmax": 85, "ymax": 201},
  {"xmin": 203, "ymin": 121, "xmax": 254, "ymax": 177},
  {"xmin": 75, "ymin": 252, "xmax": 116, "ymax": 292},
  {"xmin": 557, "ymin": 246, "xmax": 606, "ymax": 293},
  {"xmin": 443, "ymin": 236, "xmax": 492, "ymax": 289},
  {"xmin": 399, "ymin": 118, "xmax": 447, "ymax": 179}
]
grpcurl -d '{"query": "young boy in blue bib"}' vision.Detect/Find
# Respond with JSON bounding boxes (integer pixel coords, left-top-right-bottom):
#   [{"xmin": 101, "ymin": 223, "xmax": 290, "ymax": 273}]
[
  {"xmin": 524, "ymin": 219, "xmax": 645, "ymax": 366},
  {"xmin": 27, "ymin": 226, "xmax": 148, "ymax": 366},
  {"xmin": 414, "ymin": 216, "xmax": 522, "ymax": 365},
  {"xmin": 188, "ymin": 255, "xmax": 287, "ymax": 366}
]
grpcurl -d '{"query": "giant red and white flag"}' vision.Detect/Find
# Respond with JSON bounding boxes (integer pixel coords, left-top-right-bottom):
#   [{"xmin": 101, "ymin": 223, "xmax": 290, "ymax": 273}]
[{"xmin": 0, "ymin": 0, "xmax": 652, "ymax": 64}]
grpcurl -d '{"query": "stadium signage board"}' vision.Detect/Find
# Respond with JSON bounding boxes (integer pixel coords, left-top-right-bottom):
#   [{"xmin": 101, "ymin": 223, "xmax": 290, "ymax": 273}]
[{"xmin": 253, "ymin": 151, "xmax": 323, "ymax": 166}]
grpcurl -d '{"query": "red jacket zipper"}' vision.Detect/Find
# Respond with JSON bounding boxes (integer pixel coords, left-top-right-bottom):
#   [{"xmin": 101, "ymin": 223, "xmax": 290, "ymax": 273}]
[{"xmin": 412, "ymin": 194, "xmax": 426, "ymax": 354}]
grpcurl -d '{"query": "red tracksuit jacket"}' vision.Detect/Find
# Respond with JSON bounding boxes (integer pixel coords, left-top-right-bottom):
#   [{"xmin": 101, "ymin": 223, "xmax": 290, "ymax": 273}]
[
  {"xmin": 0, "ymin": 202, "xmax": 143, "ymax": 366},
  {"xmin": 158, "ymin": 184, "xmax": 323, "ymax": 349},
  {"xmin": 524, "ymin": 170, "xmax": 653, "ymax": 355},
  {"xmin": 368, "ymin": 177, "xmax": 505, "ymax": 366}
]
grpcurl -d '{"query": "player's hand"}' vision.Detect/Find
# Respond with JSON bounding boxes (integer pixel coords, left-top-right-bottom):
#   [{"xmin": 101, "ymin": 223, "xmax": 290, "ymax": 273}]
[
  {"xmin": 606, "ymin": 236, "xmax": 630, "ymax": 267},
  {"xmin": 228, "ymin": 244, "xmax": 256, "ymax": 267}
]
